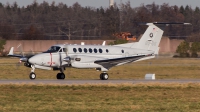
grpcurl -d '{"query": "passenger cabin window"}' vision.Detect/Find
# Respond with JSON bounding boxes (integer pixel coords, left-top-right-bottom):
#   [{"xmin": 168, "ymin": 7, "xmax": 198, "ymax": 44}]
[
  {"xmin": 84, "ymin": 48, "xmax": 87, "ymax": 53},
  {"xmin": 94, "ymin": 48, "xmax": 97, "ymax": 53},
  {"xmin": 73, "ymin": 48, "xmax": 77, "ymax": 53},
  {"xmin": 99, "ymin": 49, "xmax": 103, "ymax": 53},
  {"xmin": 44, "ymin": 46, "xmax": 61, "ymax": 53},
  {"xmin": 106, "ymin": 49, "xmax": 109, "ymax": 53},
  {"xmin": 122, "ymin": 50, "xmax": 124, "ymax": 53},
  {"xmin": 78, "ymin": 48, "xmax": 82, "ymax": 53},
  {"xmin": 89, "ymin": 48, "xmax": 92, "ymax": 53}
]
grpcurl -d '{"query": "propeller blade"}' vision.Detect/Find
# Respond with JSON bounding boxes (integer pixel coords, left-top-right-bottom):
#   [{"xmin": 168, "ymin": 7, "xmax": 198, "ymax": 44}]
[
  {"xmin": 16, "ymin": 62, "xmax": 22, "ymax": 69},
  {"xmin": 17, "ymin": 44, "xmax": 24, "ymax": 57}
]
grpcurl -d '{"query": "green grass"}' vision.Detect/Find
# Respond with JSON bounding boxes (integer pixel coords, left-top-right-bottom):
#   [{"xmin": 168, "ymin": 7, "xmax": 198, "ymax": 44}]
[
  {"xmin": 0, "ymin": 84, "xmax": 200, "ymax": 111},
  {"xmin": 1, "ymin": 58, "xmax": 200, "ymax": 111},
  {"xmin": 1, "ymin": 57, "xmax": 200, "ymax": 79}
]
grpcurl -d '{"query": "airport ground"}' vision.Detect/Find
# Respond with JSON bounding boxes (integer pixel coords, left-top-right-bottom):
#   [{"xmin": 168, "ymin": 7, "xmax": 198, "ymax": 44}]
[
  {"xmin": 1, "ymin": 57, "xmax": 200, "ymax": 79},
  {"xmin": 1, "ymin": 57, "xmax": 200, "ymax": 111}
]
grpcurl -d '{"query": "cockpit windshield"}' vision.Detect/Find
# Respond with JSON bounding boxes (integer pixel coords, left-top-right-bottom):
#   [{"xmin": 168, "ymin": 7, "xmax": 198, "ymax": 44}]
[{"xmin": 43, "ymin": 46, "xmax": 61, "ymax": 53}]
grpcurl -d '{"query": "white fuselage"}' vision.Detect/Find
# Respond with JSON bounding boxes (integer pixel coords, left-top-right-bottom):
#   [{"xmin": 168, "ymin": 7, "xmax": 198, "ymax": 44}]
[{"xmin": 28, "ymin": 44, "xmax": 154, "ymax": 70}]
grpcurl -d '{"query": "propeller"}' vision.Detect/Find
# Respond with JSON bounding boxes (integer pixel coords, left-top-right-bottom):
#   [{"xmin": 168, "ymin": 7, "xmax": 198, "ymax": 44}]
[
  {"xmin": 63, "ymin": 46, "xmax": 71, "ymax": 66},
  {"xmin": 17, "ymin": 44, "xmax": 24, "ymax": 57},
  {"xmin": 63, "ymin": 46, "xmax": 72, "ymax": 75},
  {"xmin": 16, "ymin": 44, "xmax": 35, "ymax": 68},
  {"xmin": 16, "ymin": 61, "xmax": 22, "ymax": 69}
]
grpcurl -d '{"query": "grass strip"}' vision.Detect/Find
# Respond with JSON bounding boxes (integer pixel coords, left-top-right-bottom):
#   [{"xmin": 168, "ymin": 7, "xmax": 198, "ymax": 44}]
[{"xmin": 0, "ymin": 83, "xmax": 200, "ymax": 111}]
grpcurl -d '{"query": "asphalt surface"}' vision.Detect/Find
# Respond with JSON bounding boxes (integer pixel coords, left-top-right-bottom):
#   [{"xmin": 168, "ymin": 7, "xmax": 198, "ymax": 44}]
[{"xmin": 0, "ymin": 79, "xmax": 200, "ymax": 85}]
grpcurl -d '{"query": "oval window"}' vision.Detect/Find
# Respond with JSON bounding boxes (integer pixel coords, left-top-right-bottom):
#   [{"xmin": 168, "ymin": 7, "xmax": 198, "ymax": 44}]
[
  {"xmin": 73, "ymin": 48, "xmax": 77, "ymax": 53},
  {"xmin": 122, "ymin": 50, "xmax": 124, "ymax": 53},
  {"xmin": 89, "ymin": 48, "xmax": 92, "ymax": 53},
  {"xmin": 94, "ymin": 48, "xmax": 97, "ymax": 53},
  {"xmin": 106, "ymin": 49, "xmax": 109, "ymax": 53},
  {"xmin": 75, "ymin": 58, "xmax": 81, "ymax": 61},
  {"xmin": 84, "ymin": 48, "xmax": 87, "ymax": 53},
  {"xmin": 78, "ymin": 48, "xmax": 82, "ymax": 53},
  {"xmin": 99, "ymin": 49, "xmax": 103, "ymax": 53}
]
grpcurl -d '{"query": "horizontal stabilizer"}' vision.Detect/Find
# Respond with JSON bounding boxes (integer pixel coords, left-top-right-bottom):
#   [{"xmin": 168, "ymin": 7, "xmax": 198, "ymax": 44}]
[{"xmin": 140, "ymin": 22, "xmax": 192, "ymax": 26}]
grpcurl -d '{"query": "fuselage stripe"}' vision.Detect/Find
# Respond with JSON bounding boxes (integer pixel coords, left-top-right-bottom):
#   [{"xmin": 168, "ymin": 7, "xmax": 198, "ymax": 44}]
[{"xmin": 50, "ymin": 53, "xmax": 52, "ymax": 66}]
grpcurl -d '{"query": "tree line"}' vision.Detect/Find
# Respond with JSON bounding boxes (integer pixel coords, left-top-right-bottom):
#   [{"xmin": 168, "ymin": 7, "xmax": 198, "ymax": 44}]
[{"xmin": 0, "ymin": 1, "xmax": 198, "ymax": 40}]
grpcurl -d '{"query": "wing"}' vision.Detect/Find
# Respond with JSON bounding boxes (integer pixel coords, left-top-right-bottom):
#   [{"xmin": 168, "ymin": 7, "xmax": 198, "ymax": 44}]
[
  {"xmin": 94, "ymin": 55, "xmax": 146, "ymax": 69},
  {"xmin": 7, "ymin": 47, "xmax": 35, "ymax": 61}
]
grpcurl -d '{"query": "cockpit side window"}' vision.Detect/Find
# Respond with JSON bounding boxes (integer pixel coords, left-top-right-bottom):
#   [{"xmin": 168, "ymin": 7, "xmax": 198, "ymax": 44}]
[{"xmin": 43, "ymin": 46, "xmax": 61, "ymax": 53}]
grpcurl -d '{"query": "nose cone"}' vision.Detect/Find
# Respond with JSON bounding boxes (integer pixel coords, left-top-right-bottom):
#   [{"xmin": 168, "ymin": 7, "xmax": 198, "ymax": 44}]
[{"xmin": 28, "ymin": 55, "xmax": 40, "ymax": 65}]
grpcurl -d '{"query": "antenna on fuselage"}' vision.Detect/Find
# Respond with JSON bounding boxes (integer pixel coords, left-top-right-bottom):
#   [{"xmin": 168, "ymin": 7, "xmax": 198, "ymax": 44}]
[
  {"xmin": 102, "ymin": 41, "xmax": 106, "ymax": 46},
  {"xmin": 81, "ymin": 42, "xmax": 85, "ymax": 45}
]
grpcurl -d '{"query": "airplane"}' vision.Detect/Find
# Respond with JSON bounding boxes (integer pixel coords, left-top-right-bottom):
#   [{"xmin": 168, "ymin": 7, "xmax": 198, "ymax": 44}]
[{"xmin": 8, "ymin": 22, "xmax": 191, "ymax": 80}]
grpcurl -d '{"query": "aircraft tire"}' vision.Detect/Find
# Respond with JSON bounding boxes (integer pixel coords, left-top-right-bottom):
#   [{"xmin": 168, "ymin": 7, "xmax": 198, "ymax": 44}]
[
  {"xmin": 100, "ymin": 73, "xmax": 103, "ymax": 80},
  {"xmin": 57, "ymin": 73, "xmax": 61, "ymax": 79},
  {"xmin": 60, "ymin": 73, "xmax": 65, "ymax": 79},
  {"xmin": 29, "ymin": 72, "xmax": 36, "ymax": 80},
  {"xmin": 57, "ymin": 73, "xmax": 65, "ymax": 79},
  {"xmin": 102, "ymin": 73, "xmax": 109, "ymax": 80}
]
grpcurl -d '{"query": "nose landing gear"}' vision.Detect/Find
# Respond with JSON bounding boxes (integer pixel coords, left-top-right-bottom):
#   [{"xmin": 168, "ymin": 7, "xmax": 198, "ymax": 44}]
[{"xmin": 29, "ymin": 65, "xmax": 36, "ymax": 80}]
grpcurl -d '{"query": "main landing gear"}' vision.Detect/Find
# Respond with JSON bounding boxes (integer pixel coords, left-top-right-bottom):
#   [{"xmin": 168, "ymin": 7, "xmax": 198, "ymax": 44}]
[
  {"xmin": 56, "ymin": 73, "xmax": 65, "ymax": 79},
  {"xmin": 100, "ymin": 73, "xmax": 109, "ymax": 80},
  {"xmin": 56, "ymin": 67, "xmax": 65, "ymax": 80}
]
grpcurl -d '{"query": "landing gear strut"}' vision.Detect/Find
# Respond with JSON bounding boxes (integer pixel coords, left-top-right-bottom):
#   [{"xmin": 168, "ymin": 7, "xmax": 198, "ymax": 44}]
[
  {"xmin": 30, "ymin": 65, "xmax": 36, "ymax": 80},
  {"xmin": 100, "ymin": 73, "xmax": 109, "ymax": 80},
  {"xmin": 57, "ymin": 67, "xmax": 65, "ymax": 79}
]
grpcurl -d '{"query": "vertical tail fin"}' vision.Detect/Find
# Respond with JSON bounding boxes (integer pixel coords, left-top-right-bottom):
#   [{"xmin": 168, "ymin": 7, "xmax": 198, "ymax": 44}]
[
  {"xmin": 133, "ymin": 22, "xmax": 191, "ymax": 54},
  {"xmin": 135, "ymin": 23, "xmax": 163, "ymax": 54}
]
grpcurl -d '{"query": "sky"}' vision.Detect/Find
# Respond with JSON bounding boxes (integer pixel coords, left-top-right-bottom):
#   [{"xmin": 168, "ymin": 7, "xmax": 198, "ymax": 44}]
[{"xmin": 1, "ymin": 0, "xmax": 200, "ymax": 9}]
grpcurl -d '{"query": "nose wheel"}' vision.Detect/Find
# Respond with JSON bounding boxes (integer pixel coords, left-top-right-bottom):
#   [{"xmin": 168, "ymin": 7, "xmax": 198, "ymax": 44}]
[
  {"xmin": 30, "ymin": 72, "xmax": 36, "ymax": 80},
  {"xmin": 57, "ymin": 73, "xmax": 65, "ymax": 79},
  {"xmin": 100, "ymin": 73, "xmax": 109, "ymax": 80}
]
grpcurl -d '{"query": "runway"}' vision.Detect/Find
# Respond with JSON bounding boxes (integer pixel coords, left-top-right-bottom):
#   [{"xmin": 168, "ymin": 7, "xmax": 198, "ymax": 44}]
[{"xmin": 0, "ymin": 79, "xmax": 200, "ymax": 85}]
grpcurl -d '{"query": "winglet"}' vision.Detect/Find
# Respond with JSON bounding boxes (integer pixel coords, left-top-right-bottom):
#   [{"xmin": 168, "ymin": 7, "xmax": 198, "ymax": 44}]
[
  {"xmin": 102, "ymin": 41, "xmax": 106, "ymax": 46},
  {"xmin": 8, "ymin": 47, "xmax": 14, "ymax": 56}
]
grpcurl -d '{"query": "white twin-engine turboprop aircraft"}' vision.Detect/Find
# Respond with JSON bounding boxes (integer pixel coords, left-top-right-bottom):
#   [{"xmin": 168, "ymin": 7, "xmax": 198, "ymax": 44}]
[{"xmin": 8, "ymin": 22, "xmax": 190, "ymax": 80}]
